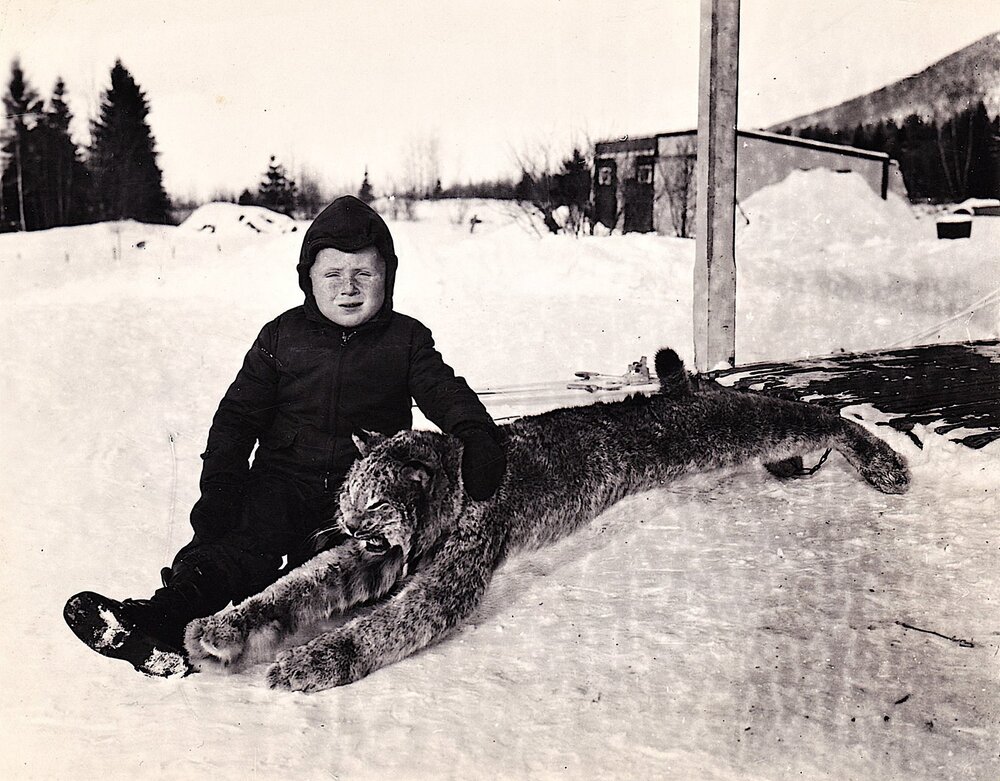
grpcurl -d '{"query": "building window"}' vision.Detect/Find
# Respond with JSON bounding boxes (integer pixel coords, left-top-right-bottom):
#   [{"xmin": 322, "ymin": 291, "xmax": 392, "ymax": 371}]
[
  {"xmin": 597, "ymin": 166, "xmax": 613, "ymax": 186},
  {"xmin": 637, "ymin": 164, "xmax": 653, "ymax": 184}
]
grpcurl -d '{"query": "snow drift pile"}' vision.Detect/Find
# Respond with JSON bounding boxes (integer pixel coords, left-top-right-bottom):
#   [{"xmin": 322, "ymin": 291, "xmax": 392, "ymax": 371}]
[
  {"xmin": 738, "ymin": 169, "xmax": 916, "ymax": 247},
  {"xmin": 731, "ymin": 169, "xmax": 997, "ymax": 360},
  {"xmin": 179, "ymin": 202, "xmax": 298, "ymax": 235}
]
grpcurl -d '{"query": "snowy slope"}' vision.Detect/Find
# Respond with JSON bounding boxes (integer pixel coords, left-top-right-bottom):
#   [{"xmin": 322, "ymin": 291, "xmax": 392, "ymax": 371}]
[
  {"xmin": 0, "ymin": 180, "xmax": 997, "ymax": 780},
  {"xmin": 772, "ymin": 31, "xmax": 1000, "ymax": 130}
]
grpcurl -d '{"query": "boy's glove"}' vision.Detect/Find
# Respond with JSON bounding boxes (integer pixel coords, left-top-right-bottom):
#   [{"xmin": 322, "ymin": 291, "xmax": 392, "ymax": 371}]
[{"xmin": 454, "ymin": 423, "xmax": 507, "ymax": 501}]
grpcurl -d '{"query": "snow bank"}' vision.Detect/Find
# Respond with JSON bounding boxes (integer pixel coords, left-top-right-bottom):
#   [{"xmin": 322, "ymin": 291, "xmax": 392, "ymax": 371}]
[
  {"xmin": 738, "ymin": 169, "xmax": 916, "ymax": 247},
  {"xmin": 733, "ymin": 170, "xmax": 998, "ymax": 361},
  {"xmin": 954, "ymin": 197, "xmax": 1000, "ymax": 216},
  {"xmin": 179, "ymin": 202, "xmax": 299, "ymax": 235}
]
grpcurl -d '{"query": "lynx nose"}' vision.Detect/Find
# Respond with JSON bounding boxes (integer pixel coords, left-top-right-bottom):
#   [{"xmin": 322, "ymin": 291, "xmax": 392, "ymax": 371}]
[{"xmin": 342, "ymin": 512, "xmax": 362, "ymax": 536}]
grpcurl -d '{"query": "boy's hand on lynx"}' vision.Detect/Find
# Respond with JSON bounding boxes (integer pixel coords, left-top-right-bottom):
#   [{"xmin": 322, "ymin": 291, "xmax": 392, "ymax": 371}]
[{"xmin": 455, "ymin": 424, "xmax": 506, "ymax": 501}]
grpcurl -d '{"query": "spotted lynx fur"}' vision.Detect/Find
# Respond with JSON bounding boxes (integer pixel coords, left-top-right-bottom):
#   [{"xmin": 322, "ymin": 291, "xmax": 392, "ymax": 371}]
[{"xmin": 185, "ymin": 348, "xmax": 909, "ymax": 692}]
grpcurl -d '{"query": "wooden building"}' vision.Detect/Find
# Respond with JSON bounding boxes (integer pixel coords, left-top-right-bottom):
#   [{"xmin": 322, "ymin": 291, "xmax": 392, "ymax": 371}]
[{"xmin": 593, "ymin": 129, "xmax": 908, "ymax": 235}]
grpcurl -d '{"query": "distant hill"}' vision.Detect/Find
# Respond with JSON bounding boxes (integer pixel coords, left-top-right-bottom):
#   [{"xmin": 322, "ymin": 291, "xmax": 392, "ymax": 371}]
[{"xmin": 770, "ymin": 32, "xmax": 1000, "ymax": 131}]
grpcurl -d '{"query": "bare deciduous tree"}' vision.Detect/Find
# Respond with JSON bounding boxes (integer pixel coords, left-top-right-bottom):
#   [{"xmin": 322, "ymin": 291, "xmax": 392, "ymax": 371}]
[
  {"xmin": 295, "ymin": 167, "xmax": 329, "ymax": 219},
  {"xmin": 509, "ymin": 137, "xmax": 595, "ymax": 237},
  {"xmin": 392, "ymin": 133, "xmax": 441, "ymax": 220},
  {"xmin": 408, "ymin": 135, "xmax": 441, "ymax": 197},
  {"xmin": 658, "ymin": 137, "xmax": 697, "ymax": 238}
]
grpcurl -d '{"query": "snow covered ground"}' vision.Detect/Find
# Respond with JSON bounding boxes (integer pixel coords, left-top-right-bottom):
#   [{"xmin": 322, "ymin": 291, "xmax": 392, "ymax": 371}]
[{"xmin": 0, "ymin": 174, "xmax": 997, "ymax": 780}]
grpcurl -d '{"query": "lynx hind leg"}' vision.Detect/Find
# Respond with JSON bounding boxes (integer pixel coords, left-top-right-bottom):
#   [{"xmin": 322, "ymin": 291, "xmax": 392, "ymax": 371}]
[{"xmin": 835, "ymin": 418, "xmax": 910, "ymax": 494}]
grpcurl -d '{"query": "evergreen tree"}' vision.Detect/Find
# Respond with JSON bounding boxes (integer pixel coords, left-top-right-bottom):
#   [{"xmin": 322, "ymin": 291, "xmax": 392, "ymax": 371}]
[
  {"xmin": 553, "ymin": 148, "xmax": 591, "ymax": 209},
  {"xmin": 869, "ymin": 121, "xmax": 889, "ymax": 156},
  {"xmin": 358, "ymin": 167, "xmax": 374, "ymax": 203},
  {"xmin": 440, "ymin": 178, "xmax": 516, "ymax": 199},
  {"xmin": 941, "ymin": 101, "xmax": 998, "ymax": 200},
  {"xmin": 789, "ymin": 106, "xmax": 1000, "ymax": 202},
  {"xmin": 980, "ymin": 114, "xmax": 1000, "ymax": 198},
  {"xmin": 35, "ymin": 78, "xmax": 90, "ymax": 227},
  {"xmin": 514, "ymin": 170, "xmax": 536, "ymax": 202},
  {"xmin": 514, "ymin": 169, "xmax": 560, "ymax": 234},
  {"xmin": 88, "ymin": 60, "xmax": 170, "ymax": 223},
  {"xmin": 850, "ymin": 123, "xmax": 867, "ymax": 149},
  {"xmin": 1, "ymin": 59, "xmax": 43, "ymax": 231},
  {"xmin": 882, "ymin": 119, "xmax": 902, "ymax": 162},
  {"xmin": 898, "ymin": 114, "xmax": 943, "ymax": 200},
  {"xmin": 257, "ymin": 155, "xmax": 297, "ymax": 215}
]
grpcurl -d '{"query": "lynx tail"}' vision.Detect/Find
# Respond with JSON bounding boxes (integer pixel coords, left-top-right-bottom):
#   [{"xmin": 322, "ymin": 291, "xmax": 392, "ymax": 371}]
[{"xmin": 836, "ymin": 420, "xmax": 911, "ymax": 494}]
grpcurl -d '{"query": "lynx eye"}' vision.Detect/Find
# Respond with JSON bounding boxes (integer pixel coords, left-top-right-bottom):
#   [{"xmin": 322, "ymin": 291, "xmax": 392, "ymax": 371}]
[
  {"xmin": 364, "ymin": 535, "xmax": 390, "ymax": 554},
  {"xmin": 365, "ymin": 500, "xmax": 389, "ymax": 513}
]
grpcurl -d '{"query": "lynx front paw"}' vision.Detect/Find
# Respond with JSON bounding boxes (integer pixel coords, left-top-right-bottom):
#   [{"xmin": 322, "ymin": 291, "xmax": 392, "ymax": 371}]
[
  {"xmin": 266, "ymin": 635, "xmax": 363, "ymax": 692},
  {"xmin": 183, "ymin": 617, "xmax": 217, "ymax": 667},
  {"xmin": 184, "ymin": 613, "xmax": 247, "ymax": 667}
]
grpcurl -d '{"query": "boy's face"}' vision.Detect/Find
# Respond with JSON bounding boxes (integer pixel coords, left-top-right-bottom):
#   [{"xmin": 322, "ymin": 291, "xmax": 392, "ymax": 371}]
[{"xmin": 310, "ymin": 247, "xmax": 386, "ymax": 327}]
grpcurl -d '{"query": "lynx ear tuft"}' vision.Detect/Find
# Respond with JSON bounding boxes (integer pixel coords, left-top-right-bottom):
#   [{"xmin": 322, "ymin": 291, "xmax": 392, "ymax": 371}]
[{"xmin": 352, "ymin": 429, "xmax": 386, "ymax": 456}]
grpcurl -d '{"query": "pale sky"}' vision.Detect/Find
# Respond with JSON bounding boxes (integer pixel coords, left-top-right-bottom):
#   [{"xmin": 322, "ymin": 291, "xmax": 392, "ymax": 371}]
[{"xmin": 1, "ymin": 0, "xmax": 998, "ymax": 200}]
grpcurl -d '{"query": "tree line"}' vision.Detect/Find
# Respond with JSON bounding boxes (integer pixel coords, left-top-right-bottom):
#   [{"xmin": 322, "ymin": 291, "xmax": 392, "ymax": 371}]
[
  {"xmin": 6, "ymin": 51, "xmax": 996, "ymax": 236},
  {"xmin": 1, "ymin": 58, "xmax": 170, "ymax": 232},
  {"xmin": 776, "ymin": 101, "xmax": 1000, "ymax": 203},
  {"xmin": 0, "ymin": 59, "xmax": 357, "ymax": 231},
  {"xmin": 2, "ymin": 54, "xmax": 594, "ymax": 235}
]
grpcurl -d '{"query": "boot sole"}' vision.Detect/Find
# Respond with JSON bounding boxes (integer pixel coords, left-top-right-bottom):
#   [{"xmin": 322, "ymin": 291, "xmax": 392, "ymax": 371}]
[{"xmin": 64, "ymin": 591, "xmax": 192, "ymax": 678}]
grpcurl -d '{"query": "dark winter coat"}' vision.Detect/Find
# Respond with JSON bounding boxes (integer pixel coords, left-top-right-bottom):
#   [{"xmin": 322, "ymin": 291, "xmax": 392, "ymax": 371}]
[{"xmin": 192, "ymin": 197, "xmax": 494, "ymax": 539}]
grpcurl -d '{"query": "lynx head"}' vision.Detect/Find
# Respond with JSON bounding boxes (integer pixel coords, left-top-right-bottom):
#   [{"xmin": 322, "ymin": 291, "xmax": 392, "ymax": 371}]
[{"xmin": 337, "ymin": 429, "xmax": 460, "ymax": 569}]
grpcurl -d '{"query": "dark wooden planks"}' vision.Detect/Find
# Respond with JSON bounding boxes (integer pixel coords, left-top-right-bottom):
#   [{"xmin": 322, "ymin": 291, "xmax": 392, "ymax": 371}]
[{"xmin": 712, "ymin": 341, "xmax": 1000, "ymax": 449}]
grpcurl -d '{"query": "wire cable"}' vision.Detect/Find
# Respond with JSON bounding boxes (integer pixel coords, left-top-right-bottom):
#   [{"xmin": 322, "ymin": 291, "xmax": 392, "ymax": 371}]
[{"xmin": 888, "ymin": 286, "xmax": 1000, "ymax": 348}]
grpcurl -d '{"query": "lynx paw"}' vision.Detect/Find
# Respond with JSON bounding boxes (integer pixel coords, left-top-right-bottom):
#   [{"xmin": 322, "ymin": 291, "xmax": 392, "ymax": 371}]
[
  {"xmin": 184, "ymin": 613, "xmax": 247, "ymax": 667},
  {"xmin": 183, "ymin": 617, "xmax": 216, "ymax": 667},
  {"xmin": 266, "ymin": 636, "xmax": 362, "ymax": 692}
]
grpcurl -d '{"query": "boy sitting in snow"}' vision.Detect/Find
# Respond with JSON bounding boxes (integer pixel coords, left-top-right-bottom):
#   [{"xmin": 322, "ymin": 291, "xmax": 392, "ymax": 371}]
[{"xmin": 66, "ymin": 196, "xmax": 506, "ymax": 675}]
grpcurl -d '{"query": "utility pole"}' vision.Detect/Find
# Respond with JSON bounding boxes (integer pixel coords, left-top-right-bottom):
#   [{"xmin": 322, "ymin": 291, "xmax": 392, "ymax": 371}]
[{"xmin": 693, "ymin": 0, "xmax": 740, "ymax": 372}]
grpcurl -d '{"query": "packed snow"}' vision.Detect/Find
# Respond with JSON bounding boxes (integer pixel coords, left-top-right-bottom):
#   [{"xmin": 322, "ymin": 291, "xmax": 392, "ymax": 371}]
[
  {"xmin": 179, "ymin": 201, "xmax": 299, "ymax": 235},
  {"xmin": 738, "ymin": 169, "xmax": 918, "ymax": 244},
  {"xmin": 0, "ymin": 172, "xmax": 997, "ymax": 780}
]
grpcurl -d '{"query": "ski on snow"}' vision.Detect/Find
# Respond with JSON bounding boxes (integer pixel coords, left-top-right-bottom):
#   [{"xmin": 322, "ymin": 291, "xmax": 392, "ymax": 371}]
[{"xmin": 566, "ymin": 355, "xmax": 657, "ymax": 393}]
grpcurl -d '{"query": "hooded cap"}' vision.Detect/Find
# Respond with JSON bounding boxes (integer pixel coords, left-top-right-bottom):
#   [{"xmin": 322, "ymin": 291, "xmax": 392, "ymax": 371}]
[{"xmin": 297, "ymin": 196, "xmax": 398, "ymax": 325}]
